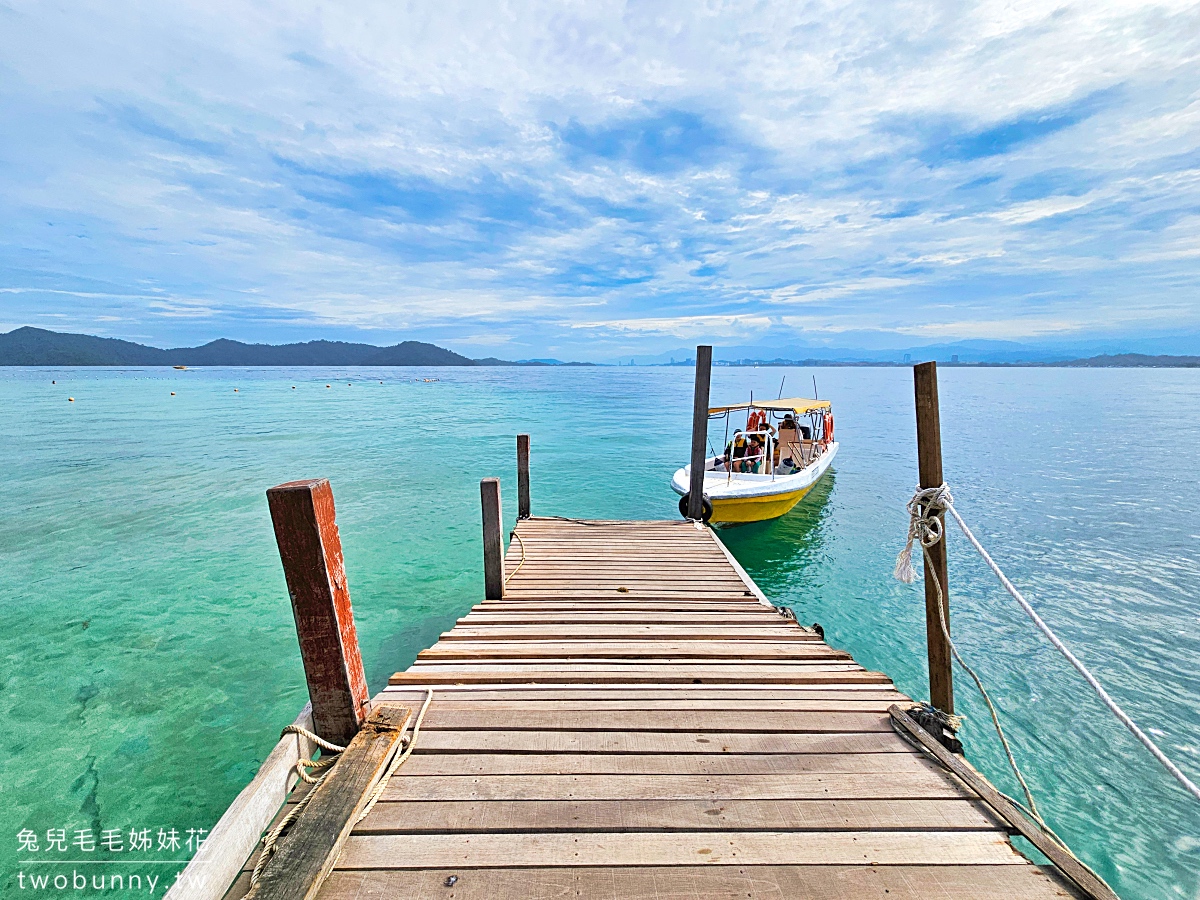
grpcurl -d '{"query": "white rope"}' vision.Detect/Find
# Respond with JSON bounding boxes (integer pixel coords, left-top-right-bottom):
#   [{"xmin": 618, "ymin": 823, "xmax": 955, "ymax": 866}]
[
  {"xmin": 899, "ymin": 483, "xmax": 1200, "ymax": 804},
  {"xmin": 505, "ymin": 531, "xmax": 526, "ymax": 586},
  {"xmin": 355, "ymin": 689, "xmax": 434, "ymax": 823},
  {"xmin": 251, "ymin": 694, "xmax": 435, "ymax": 885},
  {"xmin": 896, "ymin": 485, "xmax": 1045, "ymax": 823}
]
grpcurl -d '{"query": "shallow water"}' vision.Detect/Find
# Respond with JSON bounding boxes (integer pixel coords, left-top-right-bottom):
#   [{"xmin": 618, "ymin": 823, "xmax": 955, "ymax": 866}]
[{"xmin": 1, "ymin": 365, "xmax": 1197, "ymax": 898}]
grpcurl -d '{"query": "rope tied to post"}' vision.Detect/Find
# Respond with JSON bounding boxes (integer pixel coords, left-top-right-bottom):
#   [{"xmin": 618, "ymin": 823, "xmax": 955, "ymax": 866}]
[
  {"xmin": 895, "ymin": 483, "xmax": 1200, "ymax": 806},
  {"xmin": 894, "ymin": 484, "xmax": 952, "ymax": 584},
  {"xmin": 250, "ymin": 689, "xmax": 436, "ymax": 887}
]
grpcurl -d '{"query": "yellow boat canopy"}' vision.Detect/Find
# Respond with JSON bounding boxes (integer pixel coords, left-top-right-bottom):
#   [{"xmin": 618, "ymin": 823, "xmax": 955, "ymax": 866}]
[{"xmin": 709, "ymin": 397, "xmax": 831, "ymax": 416}]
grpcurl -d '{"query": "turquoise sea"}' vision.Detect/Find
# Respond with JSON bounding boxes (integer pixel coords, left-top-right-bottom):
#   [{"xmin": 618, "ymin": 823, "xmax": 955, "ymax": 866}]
[{"xmin": 1, "ymin": 365, "xmax": 1197, "ymax": 898}]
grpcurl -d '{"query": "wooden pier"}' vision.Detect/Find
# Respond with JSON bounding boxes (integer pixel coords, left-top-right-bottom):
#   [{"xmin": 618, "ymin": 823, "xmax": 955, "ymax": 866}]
[
  {"xmin": 192, "ymin": 514, "xmax": 1089, "ymax": 900},
  {"xmin": 171, "ymin": 355, "xmax": 1112, "ymax": 900}
]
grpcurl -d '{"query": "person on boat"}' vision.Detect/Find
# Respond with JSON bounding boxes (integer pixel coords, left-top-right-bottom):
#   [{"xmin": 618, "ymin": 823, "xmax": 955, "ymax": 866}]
[
  {"xmin": 744, "ymin": 434, "xmax": 765, "ymax": 473},
  {"xmin": 724, "ymin": 431, "xmax": 748, "ymax": 472}
]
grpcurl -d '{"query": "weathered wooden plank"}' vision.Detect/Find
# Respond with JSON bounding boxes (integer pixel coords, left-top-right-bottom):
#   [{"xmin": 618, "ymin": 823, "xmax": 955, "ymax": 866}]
[
  {"xmin": 243, "ymin": 705, "xmax": 411, "ymax": 900},
  {"xmin": 477, "ymin": 608, "xmax": 769, "ymax": 616},
  {"xmin": 379, "ymin": 686, "xmax": 897, "ymax": 700},
  {"xmin": 166, "ymin": 705, "xmax": 315, "ymax": 900},
  {"xmin": 336, "ymin": 830, "xmax": 1027, "ymax": 868},
  {"xmin": 411, "ymin": 709, "xmax": 892, "ymax": 733},
  {"xmin": 389, "ymin": 669, "xmax": 890, "ymax": 685},
  {"xmin": 380, "ymin": 771, "xmax": 960, "ymax": 802},
  {"xmin": 419, "ymin": 642, "xmax": 847, "ymax": 660},
  {"xmin": 889, "ymin": 705, "xmax": 1118, "ymax": 900},
  {"xmin": 310, "ymin": 865, "xmax": 1085, "ymax": 899},
  {"xmin": 461, "ymin": 612, "xmax": 789, "ymax": 622},
  {"xmin": 403, "ymin": 661, "xmax": 868, "ymax": 673},
  {"xmin": 411, "ymin": 730, "xmax": 911, "ymax": 754},
  {"xmin": 355, "ymin": 797, "xmax": 1000, "ymax": 833},
  {"xmin": 382, "ymin": 698, "xmax": 901, "ymax": 712},
  {"xmin": 442, "ymin": 626, "xmax": 811, "ymax": 640},
  {"xmin": 381, "ymin": 685, "xmax": 905, "ymax": 699},
  {"xmin": 394, "ymin": 752, "xmax": 937, "ymax": 776}
]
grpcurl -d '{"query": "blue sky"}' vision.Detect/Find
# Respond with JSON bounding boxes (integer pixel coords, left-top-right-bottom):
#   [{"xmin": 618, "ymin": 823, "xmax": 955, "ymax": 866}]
[{"xmin": 1, "ymin": 1, "xmax": 1199, "ymax": 360}]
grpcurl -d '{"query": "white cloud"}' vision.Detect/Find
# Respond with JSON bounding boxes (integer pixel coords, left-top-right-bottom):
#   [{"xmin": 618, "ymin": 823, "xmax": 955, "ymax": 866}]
[{"xmin": 1, "ymin": 0, "xmax": 1199, "ymax": 356}]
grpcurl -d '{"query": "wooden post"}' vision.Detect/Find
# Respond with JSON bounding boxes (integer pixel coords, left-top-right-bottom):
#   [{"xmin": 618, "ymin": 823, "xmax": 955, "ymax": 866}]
[
  {"xmin": 266, "ymin": 479, "xmax": 370, "ymax": 746},
  {"xmin": 687, "ymin": 345, "xmax": 713, "ymax": 520},
  {"xmin": 913, "ymin": 362, "xmax": 954, "ymax": 714},
  {"xmin": 481, "ymin": 477, "xmax": 504, "ymax": 599},
  {"xmin": 517, "ymin": 434, "xmax": 531, "ymax": 519}
]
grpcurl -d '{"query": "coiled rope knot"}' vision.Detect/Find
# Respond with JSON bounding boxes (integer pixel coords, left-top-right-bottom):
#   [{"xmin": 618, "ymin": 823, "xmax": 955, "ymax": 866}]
[{"xmin": 894, "ymin": 483, "xmax": 953, "ymax": 584}]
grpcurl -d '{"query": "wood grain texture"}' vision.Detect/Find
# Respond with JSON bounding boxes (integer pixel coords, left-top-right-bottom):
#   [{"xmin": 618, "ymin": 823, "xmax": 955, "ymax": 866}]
[
  {"xmin": 266, "ymin": 479, "xmax": 368, "ymax": 746},
  {"xmin": 913, "ymin": 361, "xmax": 954, "ymax": 715},
  {"xmin": 243, "ymin": 705, "xmax": 411, "ymax": 900},
  {"xmin": 211, "ymin": 517, "xmax": 1078, "ymax": 900},
  {"xmin": 311, "ymin": 866, "xmax": 1085, "ymax": 899},
  {"xmin": 336, "ymin": 830, "xmax": 1026, "ymax": 868}
]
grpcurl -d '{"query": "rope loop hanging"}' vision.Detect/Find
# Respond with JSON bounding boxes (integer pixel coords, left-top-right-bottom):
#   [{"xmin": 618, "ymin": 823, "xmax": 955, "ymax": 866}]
[{"xmin": 894, "ymin": 483, "xmax": 952, "ymax": 583}]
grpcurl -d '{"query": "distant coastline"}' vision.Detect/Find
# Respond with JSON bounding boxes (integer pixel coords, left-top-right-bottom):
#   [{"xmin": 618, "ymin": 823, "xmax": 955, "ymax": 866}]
[
  {"xmin": 2, "ymin": 327, "xmax": 1199, "ymax": 368},
  {"xmin": 0, "ymin": 327, "xmax": 592, "ymax": 367}
]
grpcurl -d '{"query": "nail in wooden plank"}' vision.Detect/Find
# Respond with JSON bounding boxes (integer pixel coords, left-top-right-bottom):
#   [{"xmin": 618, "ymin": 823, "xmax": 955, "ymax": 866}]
[
  {"xmin": 267, "ymin": 478, "xmax": 370, "ymax": 746},
  {"xmin": 481, "ymin": 478, "xmax": 505, "ymax": 599}
]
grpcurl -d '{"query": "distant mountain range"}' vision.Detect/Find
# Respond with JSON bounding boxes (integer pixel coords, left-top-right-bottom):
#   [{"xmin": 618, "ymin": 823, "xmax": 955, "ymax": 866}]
[
  {"xmin": 3, "ymin": 327, "xmax": 1199, "ymax": 368},
  {"xmin": 0, "ymin": 327, "xmax": 592, "ymax": 367}
]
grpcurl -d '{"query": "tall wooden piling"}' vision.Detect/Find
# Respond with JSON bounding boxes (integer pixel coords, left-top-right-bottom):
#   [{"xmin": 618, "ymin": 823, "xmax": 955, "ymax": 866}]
[
  {"xmin": 687, "ymin": 345, "xmax": 713, "ymax": 520},
  {"xmin": 266, "ymin": 478, "xmax": 370, "ymax": 746},
  {"xmin": 481, "ymin": 477, "xmax": 505, "ymax": 599},
  {"xmin": 517, "ymin": 434, "xmax": 531, "ymax": 519},
  {"xmin": 913, "ymin": 362, "xmax": 954, "ymax": 714}
]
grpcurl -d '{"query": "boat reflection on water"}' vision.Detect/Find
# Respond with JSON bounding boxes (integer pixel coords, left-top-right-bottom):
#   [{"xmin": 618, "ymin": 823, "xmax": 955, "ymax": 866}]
[{"xmin": 714, "ymin": 470, "xmax": 837, "ymax": 598}]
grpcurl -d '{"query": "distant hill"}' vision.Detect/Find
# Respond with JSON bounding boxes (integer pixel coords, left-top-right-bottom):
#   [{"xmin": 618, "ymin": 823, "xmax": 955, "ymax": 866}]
[
  {"xmin": 0, "ymin": 327, "xmax": 482, "ymax": 366},
  {"xmin": 1052, "ymin": 353, "xmax": 1200, "ymax": 368}
]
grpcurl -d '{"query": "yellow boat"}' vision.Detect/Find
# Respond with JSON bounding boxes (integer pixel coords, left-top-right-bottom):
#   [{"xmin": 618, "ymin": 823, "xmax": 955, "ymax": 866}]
[{"xmin": 671, "ymin": 397, "xmax": 838, "ymax": 524}]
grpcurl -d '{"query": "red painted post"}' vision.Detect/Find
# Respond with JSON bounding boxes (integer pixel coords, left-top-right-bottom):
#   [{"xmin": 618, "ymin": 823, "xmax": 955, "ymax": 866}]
[{"xmin": 266, "ymin": 478, "xmax": 370, "ymax": 746}]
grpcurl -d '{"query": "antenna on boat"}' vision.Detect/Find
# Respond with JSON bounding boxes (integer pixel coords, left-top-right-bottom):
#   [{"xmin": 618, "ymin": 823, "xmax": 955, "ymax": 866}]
[
  {"xmin": 777, "ymin": 376, "xmax": 786, "ymax": 399},
  {"xmin": 812, "ymin": 375, "xmax": 819, "ymax": 400}
]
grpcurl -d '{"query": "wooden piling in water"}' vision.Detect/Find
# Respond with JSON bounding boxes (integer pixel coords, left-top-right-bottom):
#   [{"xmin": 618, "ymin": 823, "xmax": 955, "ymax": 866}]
[
  {"xmin": 480, "ymin": 477, "xmax": 504, "ymax": 599},
  {"xmin": 517, "ymin": 434, "xmax": 531, "ymax": 519},
  {"xmin": 913, "ymin": 361, "xmax": 954, "ymax": 715},
  {"xmin": 266, "ymin": 478, "xmax": 370, "ymax": 746},
  {"xmin": 687, "ymin": 344, "xmax": 713, "ymax": 520}
]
